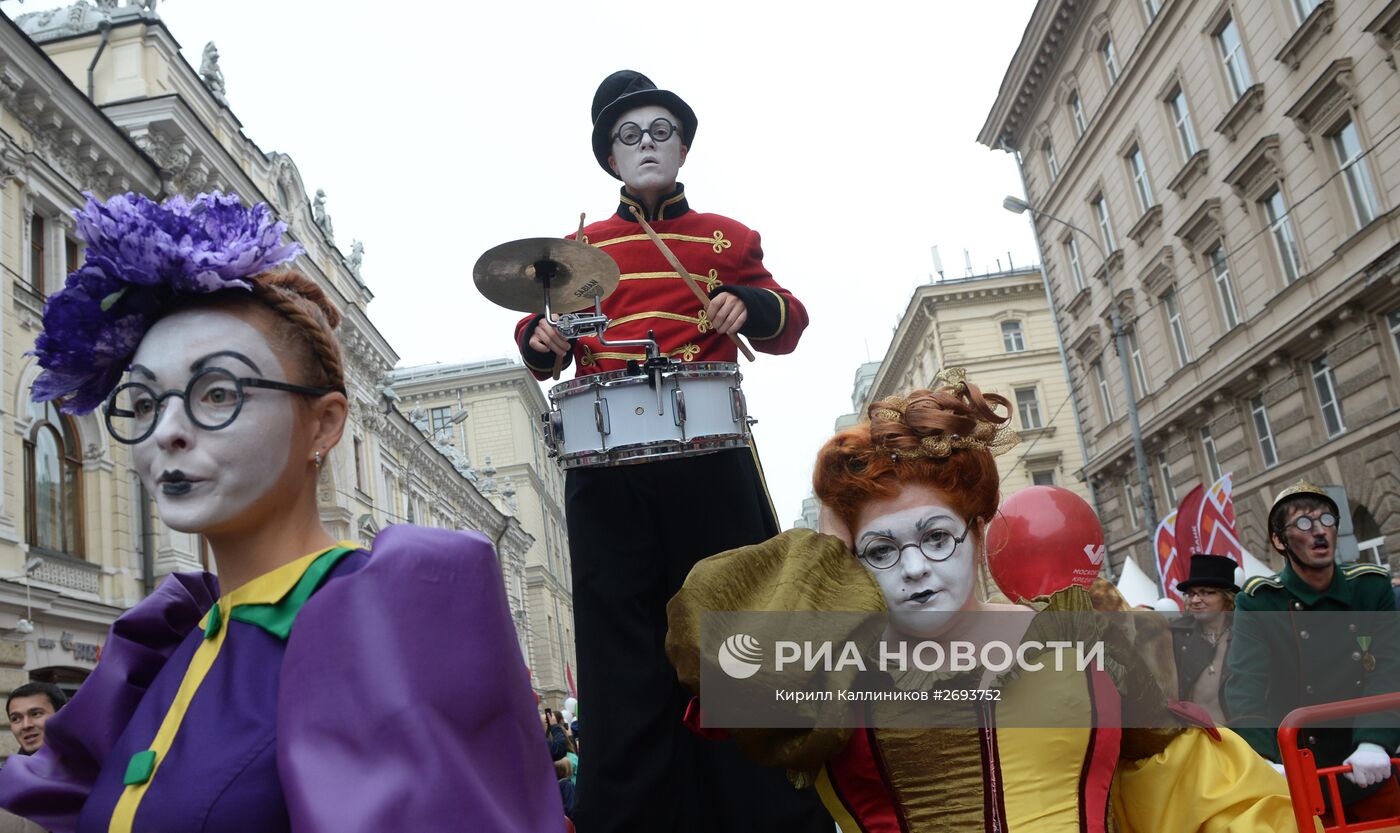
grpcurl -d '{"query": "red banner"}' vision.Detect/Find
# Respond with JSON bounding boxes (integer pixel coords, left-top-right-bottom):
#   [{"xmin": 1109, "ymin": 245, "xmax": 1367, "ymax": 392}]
[
  {"xmin": 566, "ymin": 663, "xmax": 577, "ymax": 699},
  {"xmin": 1174, "ymin": 484, "xmax": 1206, "ymax": 563},
  {"xmin": 1156, "ymin": 509, "xmax": 1184, "ymax": 609},
  {"xmin": 1198, "ymin": 474, "xmax": 1243, "ymax": 568}
]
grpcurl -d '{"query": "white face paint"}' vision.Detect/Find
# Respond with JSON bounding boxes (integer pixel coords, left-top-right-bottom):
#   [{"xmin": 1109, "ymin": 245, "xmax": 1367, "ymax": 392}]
[
  {"xmin": 854, "ymin": 485, "xmax": 979, "ymax": 639},
  {"xmin": 608, "ymin": 104, "xmax": 687, "ymax": 197},
  {"xmin": 128, "ymin": 309, "xmax": 296, "ymax": 534}
]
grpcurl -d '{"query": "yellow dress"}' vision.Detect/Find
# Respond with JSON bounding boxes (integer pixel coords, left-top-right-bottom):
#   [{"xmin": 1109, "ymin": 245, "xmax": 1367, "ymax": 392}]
[{"xmin": 666, "ymin": 529, "xmax": 1316, "ymax": 832}]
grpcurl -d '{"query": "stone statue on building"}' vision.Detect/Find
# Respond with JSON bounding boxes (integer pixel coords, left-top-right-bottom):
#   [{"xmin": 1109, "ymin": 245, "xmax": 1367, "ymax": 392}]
[
  {"xmin": 199, "ymin": 42, "xmax": 227, "ymax": 105},
  {"xmin": 347, "ymin": 240, "xmax": 365, "ymax": 281},
  {"xmin": 312, "ymin": 189, "xmax": 334, "ymax": 242},
  {"xmin": 408, "ymin": 407, "xmax": 430, "ymax": 436}
]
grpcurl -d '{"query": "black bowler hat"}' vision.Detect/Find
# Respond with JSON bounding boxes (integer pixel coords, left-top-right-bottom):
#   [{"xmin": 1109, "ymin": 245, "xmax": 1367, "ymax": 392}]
[
  {"xmin": 1176, "ymin": 553, "xmax": 1241, "ymax": 593},
  {"xmin": 590, "ymin": 70, "xmax": 698, "ymax": 179}
]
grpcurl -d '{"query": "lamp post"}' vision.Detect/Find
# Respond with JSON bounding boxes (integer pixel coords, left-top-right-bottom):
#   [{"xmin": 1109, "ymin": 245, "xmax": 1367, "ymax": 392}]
[{"xmin": 1002, "ymin": 195, "xmax": 1159, "ymax": 539}]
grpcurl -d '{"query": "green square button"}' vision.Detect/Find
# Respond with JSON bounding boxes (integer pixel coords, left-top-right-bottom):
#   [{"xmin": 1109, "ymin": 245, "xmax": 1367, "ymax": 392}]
[{"xmin": 123, "ymin": 750, "xmax": 156, "ymax": 786}]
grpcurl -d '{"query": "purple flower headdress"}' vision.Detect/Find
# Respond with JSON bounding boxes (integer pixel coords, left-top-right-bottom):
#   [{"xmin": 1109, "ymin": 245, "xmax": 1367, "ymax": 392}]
[{"xmin": 31, "ymin": 191, "xmax": 303, "ymax": 414}]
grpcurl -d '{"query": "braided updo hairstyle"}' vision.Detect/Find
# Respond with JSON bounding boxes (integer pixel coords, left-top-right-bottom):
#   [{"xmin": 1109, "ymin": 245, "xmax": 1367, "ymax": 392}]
[
  {"xmin": 175, "ymin": 269, "xmax": 345, "ymax": 394},
  {"xmin": 813, "ymin": 379, "xmax": 1012, "ymax": 535}
]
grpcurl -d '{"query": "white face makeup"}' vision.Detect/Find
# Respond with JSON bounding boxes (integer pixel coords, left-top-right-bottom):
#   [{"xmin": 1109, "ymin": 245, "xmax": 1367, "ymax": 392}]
[
  {"xmin": 608, "ymin": 104, "xmax": 687, "ymax": 196},
  {"xmin": 855, "ymin": 485, "xmax": 978, "ymax": 639},
  {"xmin": 127, "ymin": 309, "xmax": 296, "ymax": 534}
]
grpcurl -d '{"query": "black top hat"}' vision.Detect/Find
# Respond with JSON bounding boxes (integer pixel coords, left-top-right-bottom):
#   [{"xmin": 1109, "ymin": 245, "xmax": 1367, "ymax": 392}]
[
  {"xmin": 590, "ymin": 70, "xmax": 698, "ymax": 179},
  {"xmin": 1176, "ymin": 553, "xmax": 1241, "ymax": 593}
]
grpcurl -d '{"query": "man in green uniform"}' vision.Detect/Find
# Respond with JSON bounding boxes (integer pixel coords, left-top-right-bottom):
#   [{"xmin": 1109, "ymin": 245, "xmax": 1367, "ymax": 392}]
[{"xmin": 1226, "ymin": 480, "xmax": 1400, "ymax": 822}]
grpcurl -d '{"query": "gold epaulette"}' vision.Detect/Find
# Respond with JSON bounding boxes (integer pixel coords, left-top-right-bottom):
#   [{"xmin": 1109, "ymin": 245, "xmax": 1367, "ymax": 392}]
[
  {"xmin": 1340, "ymin": 563, "xmax": 1389, "ymax": 581},
  {"xmin": 1243, "ymin": 575, "xmax": 1284, "ymax": 596}
]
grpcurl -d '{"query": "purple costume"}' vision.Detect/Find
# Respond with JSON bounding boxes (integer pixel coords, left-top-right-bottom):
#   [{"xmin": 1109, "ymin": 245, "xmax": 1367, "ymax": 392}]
[{"xmin": 0, "ymin": 525, "xmax": 563, "ymax": 832}]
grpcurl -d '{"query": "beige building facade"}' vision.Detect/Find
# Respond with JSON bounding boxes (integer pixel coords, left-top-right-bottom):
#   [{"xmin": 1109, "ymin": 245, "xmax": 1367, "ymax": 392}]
[
  {"xmin": 389, "ymin": 359, "xmax": 577, "ymax": 708},
  {"xmin": 0, "ymin": 0, "xmax": 539, "ymax": 741},
  {"xmin": 862, "ymin": 268, "xmax": 1093, "ymax": 503},
  {"xmin": 982, "ymin": 0, "xmax": 1400, "ymax": 578}
]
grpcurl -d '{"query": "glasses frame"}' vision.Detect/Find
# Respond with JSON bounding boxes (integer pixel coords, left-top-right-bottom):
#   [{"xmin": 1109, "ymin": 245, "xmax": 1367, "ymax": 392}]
[
  {"xmin": 104, "ymin": 366, "xmax": 335, "ymax": 445},
  {"xmin": 1289, "ymin": 512, "xmax": 1338, "ymax": 532},
  {"xmin": 612, "ymin": 117, "xmax": 679, "ymax": 147},
  {"xmin": 857, "ymin": 526, "xmax": 972, "ymax": 571}
]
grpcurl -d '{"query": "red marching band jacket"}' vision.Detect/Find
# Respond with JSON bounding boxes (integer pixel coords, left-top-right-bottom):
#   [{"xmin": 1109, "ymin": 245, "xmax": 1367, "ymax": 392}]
[{"xmin": 515, "ymin": 188, "xmax": 807, "ymax": 380}]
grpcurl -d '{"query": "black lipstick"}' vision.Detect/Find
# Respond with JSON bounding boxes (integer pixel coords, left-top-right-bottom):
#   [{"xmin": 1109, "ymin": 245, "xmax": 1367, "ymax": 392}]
[{"xmin": 160, "ymin": 471, "xmax": 193, "ymax": 496}]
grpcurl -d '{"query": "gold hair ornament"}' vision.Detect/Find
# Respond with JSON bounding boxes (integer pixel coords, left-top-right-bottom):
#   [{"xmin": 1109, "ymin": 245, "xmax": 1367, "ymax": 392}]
[{"xmin": 871, "ymin": 368, "xmax": 1019, "ymax": 460}]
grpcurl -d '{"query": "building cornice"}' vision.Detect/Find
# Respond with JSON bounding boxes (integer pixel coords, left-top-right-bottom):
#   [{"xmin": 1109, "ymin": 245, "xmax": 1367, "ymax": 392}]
[{"xmin": 978, "ymin": 0, "xmax": 1087, "ymax": 150}]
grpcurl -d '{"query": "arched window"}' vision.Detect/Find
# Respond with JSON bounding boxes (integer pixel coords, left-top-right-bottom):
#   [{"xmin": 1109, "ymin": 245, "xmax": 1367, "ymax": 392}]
[{"xmin": 24, "ymin": 401, "xmax": 83, "ymax": 557}]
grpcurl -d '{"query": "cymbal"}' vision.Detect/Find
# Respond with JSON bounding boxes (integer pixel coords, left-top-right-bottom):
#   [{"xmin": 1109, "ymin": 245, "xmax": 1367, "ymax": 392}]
[{"xmin": 473, "ymin": 237, "xmax": 620, "ymax": 314}]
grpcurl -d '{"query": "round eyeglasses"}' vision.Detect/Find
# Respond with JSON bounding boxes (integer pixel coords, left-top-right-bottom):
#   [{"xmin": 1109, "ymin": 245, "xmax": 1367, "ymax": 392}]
[
  {"xmin": 857, "ymin": 527, "xmax": 971, "ymax": 570},
  {"xmin": 1289, "ymin": 512, "xmax": 1337, "ymax": 532},
  {"xmin": 104, "ymin": 367, "xmax": 335, "ymax": 444},
  {"xmin": 612, "ymin": 118, "xmax": 679, "ymax": 146}
]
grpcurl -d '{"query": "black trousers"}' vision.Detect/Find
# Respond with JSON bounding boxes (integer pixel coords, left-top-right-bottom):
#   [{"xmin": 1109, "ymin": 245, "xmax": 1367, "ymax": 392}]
[{"xmin": 565, "ymin": 448, "xmax": 831, "ymax": 833}]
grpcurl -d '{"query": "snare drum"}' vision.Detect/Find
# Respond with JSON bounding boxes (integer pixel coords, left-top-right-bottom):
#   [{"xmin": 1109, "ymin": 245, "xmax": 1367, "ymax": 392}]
[{"xmin": 542, "ymin": 362, "xmax": 750, "ymax": 469}]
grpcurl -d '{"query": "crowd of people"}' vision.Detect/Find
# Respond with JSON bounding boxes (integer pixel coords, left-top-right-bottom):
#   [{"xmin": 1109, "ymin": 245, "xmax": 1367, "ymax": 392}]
[{"xmin": 0, "ymin": 66, "xmax": 1391, "ymax": 833}]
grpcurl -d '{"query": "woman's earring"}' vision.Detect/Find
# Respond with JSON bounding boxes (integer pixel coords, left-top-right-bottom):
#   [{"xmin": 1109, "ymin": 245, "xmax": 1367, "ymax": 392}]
[{"xmin": 313, "ymin": 450, "xmax": 323, "ymax": 469}]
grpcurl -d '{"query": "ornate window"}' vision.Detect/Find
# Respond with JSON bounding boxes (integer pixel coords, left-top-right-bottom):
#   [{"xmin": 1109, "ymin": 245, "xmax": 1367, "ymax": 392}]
[
  {"xmin": 1167, "ymin": 86, "xmax": 1199, "ymax": 157},
  {"xmin": 1092, "ymin": 194, "xmax": 1117, "ymax": 251},
  {"xmin": 1250, "ymin": 395, "xmax": 1278, "ymax": 467},
  {"xmin": 1200, "ymin": 425, "xmax": 1222, "ymax": 482},
  {"xmin": 1157, "ymin": 452, "xmax": 1177, "ymax": 506},
  {"xmin": 29, "ymin": 215, "xmax": 45, "ymax": 296},
  {"xmin": 1101, "ymin": 36, "xmax": 1121, "ymax": 84},
  {"xmin": 1126, "ymin": 145, "xmax": 1155, "ymax": 212},
  {"xmin": 1032, "ymin": 469, "xmax": 1056, "ymax": 486},
  {"xmin": 1124, "ymin": 479, "xmax": 1142, "ymax": 528},
  {"xmin": 1093, "ymin": 360, "xmax": 1115, "ymax": 421},
  {"xmin": 430, "ymin": 406, "xmax": 453, "ymax": 435},
  {"xmin": 1389, "ymin": 308, "xmax": 1400, "ymax": 359},
  {"xmin": 24, "ymin": 402, "xmax": 83, "ymax": 558},
  {"xmin": 1070, "ymin": 91, "xmax": 1087, "ymax": 137},
  {"xmin": 1064, "ymin": 237, "xmax": 1086, "ymax": 292},
  {"xmin": 1207, "ymin": 244, "xmax": 1241, "ymax": 329},
  {"xmin": 1127, "ymin": 327, "xmax": 1149, "ymax": 396},
  {"xmin": 1015, "ymin": 386, "xmax": 1043, "ymax": 429},
  {"xmin": 1311, "ymin": 355, "xmax": 1344, "ymax": 437},
  {"xmin": 1262, "ymin": 188, "xmax": 1303, "ymax": 284},
  {"xmin": 1043, "ymin": 140, "xmax": 1060, "ymax": 180},
  {"xmin": 1215, "ymin": 14, "xmax": 1254, "ymax": 100},
  {"xmin": 1162, "ymin": 289, "xmax": 1192, "ymax": 367},
  {"xmin": 1291, "ymin": 0, "xmax": 1318, "ymax": 23},
  {"xmin": 1001, "ymin": 320, "xmax": 1026, "ymax": 352},
  {"xmin": 1330, "ymin": 118, "xmax": 1378, "ymax": 227}
]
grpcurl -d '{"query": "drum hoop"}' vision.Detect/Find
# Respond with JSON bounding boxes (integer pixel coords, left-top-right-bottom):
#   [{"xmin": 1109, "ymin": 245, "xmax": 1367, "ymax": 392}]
[
  {"xmin": 557, "ymin": 434, "xmax": 749, "ymax": 469},
  {"xmin": 549, "ymin": 363, "xmax": 743, "ymax": 400}
]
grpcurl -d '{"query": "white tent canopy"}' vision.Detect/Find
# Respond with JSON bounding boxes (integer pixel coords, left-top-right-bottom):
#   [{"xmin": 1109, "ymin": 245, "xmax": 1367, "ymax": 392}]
[{"xmin": 1115, "ymin": 556, "xmax": 1159, "ymax": 608}]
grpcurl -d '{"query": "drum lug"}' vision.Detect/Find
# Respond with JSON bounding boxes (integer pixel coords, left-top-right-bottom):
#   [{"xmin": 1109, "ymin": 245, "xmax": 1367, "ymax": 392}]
[
  {"xmin": 594, "ymin": 398, "xmax": 611, "ymax": 441},
  {"xmin": 541, "ymin": 410, "xmax": 563, "ymax": 458},
  {"xmin": 672, "ymin": 387, "xmax": 687, "ymax": 437},
  {"xmin": 729, "ymin": 386, "xmax": 747, "ymax": 424}
]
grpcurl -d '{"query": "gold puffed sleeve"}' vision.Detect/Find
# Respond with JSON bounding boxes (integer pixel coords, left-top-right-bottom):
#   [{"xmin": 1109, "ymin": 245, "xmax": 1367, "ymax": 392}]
[
  {"xmin": 665, "ymin": 528, "xmax": 887, "ymax": 777},
  {"xmin": 1112, "ymin": 726, "xmax": 1321, "ymax": 832}
]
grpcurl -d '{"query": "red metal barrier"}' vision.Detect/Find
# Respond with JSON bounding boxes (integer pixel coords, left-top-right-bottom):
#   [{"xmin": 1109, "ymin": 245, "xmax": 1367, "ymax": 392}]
[{"xmin": 1278, "ymin": 692, "xmax": 1400, "ymax": 833}]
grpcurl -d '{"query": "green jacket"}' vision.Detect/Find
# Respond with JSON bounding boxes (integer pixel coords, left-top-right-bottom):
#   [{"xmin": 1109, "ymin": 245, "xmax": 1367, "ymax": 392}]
[{"xmin": 1224, "ymin": 561, "xmax": 1399, "ymax": 807}]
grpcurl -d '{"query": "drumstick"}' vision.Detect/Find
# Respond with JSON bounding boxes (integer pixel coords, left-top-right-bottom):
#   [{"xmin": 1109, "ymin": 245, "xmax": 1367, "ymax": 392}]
[
  {"xmin": 627, "ymin": 206, "xmax": 756, "ymax": 362},
  {"xmin": 552, "ymin": 214, "xmax": 588, "ymax": 381}
]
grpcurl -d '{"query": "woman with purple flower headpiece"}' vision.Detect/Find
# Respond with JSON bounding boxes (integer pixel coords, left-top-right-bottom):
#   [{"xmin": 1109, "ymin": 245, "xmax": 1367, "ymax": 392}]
[{"xmin": 0, "ymin": 192, "xmax": 563, "ymax": 833}]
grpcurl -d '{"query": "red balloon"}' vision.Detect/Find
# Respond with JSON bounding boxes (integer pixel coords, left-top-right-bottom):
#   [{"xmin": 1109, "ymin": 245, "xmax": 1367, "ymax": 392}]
[{"xmin": 986, "ymin": 486, "xmax": 1106, "ymax": 602}]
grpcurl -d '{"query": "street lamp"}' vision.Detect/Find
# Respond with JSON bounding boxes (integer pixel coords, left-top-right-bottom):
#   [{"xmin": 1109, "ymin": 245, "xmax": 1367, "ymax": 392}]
[{"xmin": 1003, "ymin": 195, "xmax": 1159, "ymax": 538}]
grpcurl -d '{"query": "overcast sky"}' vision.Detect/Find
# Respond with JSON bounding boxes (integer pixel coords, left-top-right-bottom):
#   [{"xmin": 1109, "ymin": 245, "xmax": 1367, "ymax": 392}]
[{"xmin": 14, "ymin": 0, "xmax": 1042, "ymax": 526}]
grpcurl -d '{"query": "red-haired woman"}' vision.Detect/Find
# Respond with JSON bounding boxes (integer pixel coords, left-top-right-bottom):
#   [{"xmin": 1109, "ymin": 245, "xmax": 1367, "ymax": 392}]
[{"xmin": 668, "ymin": 370, "xmax": 1311, "ymax": 832}]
